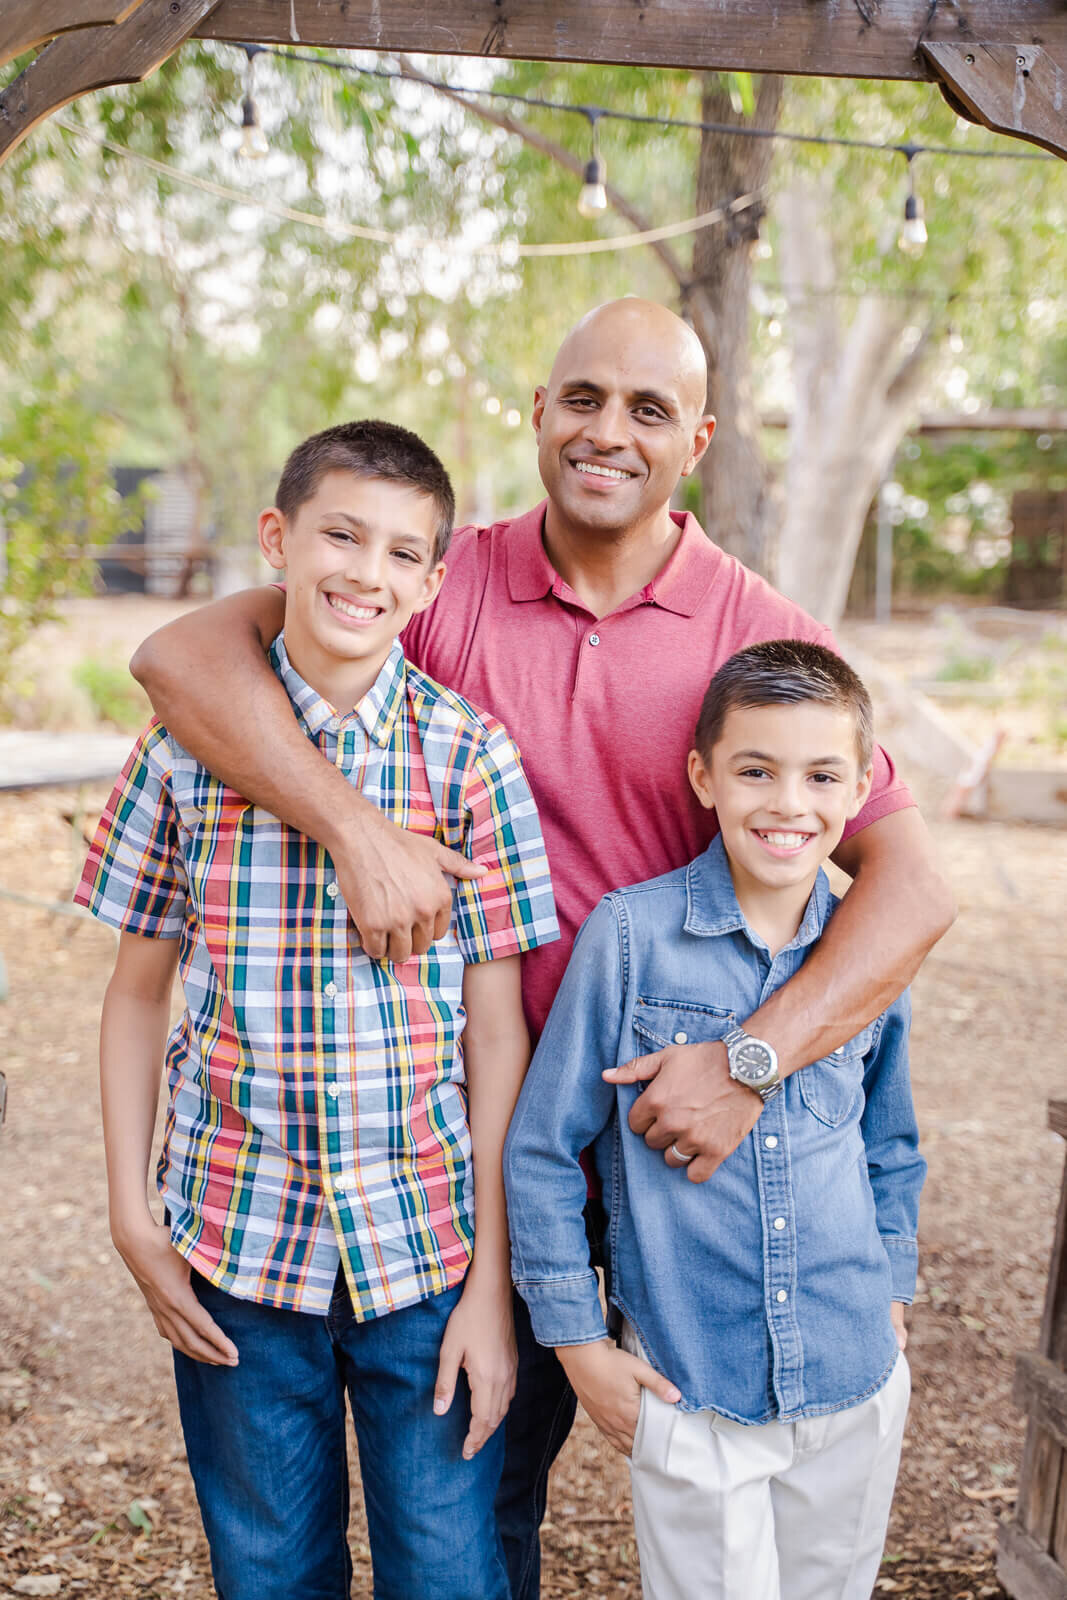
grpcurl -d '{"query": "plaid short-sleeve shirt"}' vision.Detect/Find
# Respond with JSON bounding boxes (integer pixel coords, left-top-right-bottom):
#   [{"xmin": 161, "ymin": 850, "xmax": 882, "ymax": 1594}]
[{"xmin": 76, "ymin": 635, "xmax": 559, "ymax": 1319}]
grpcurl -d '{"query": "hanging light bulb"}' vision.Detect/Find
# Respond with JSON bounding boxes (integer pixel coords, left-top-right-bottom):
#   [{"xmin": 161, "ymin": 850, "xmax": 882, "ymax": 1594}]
[
  {"xmin": 898, "ymin": 151, "xmax": 927, "ymax": 257},
  {"xmin": 577, "ymin": 114, "xmax": 607, "ymax": 218},
  {"xmin": 238, "ymin": 44, "xmax": 268, "ymax": 159}
]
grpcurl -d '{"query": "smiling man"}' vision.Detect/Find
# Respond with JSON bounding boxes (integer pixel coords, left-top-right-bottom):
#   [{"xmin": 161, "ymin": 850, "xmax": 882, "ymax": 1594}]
[{"xmin": 131, "ymin": 299, "xmax": 954, "ymax": 1600}]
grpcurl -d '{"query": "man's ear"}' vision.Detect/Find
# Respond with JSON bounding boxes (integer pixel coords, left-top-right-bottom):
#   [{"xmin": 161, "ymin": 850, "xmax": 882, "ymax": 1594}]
[
  {"xmin": 848, "ymin": 762, "xmax": 875, "ymax": 820},
  {"xmin": 680, "ymin": 414, "xmax": 716, "ymax": 479},
  {"xmin": 688, "ymin": 747, "xmax": 716, "ymax": 812},
  {"xmin": 531, "ymin": 386, "xmax": 548, "ymax": 439},
  {"xmin": 258, "ymin": 507, "xmax": 287, "ymax": 571}
]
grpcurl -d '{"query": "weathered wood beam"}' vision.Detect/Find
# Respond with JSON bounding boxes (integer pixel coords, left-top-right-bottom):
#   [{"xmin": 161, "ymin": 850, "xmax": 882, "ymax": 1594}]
[
  {"xmin": 997, "ymin": 1515, "xmax": 1067, "ymax": 1600},
  {"xmin": 196, "ymin": 1, "xmax": 1066, "ymax": 85},
  {"xmin": 1016, "ymin": 1352, "xmax": 1067, "ymax": 1455},
  {"xmin": 0, "ymin": 1, "xmax": 147, "ymax": 71},
  {"xmin": 924, "ymin": 41, "xmax": 1067, "ymax": 160},
  {"xmin": 0, "ymin": 0, "xmax": 221, "ymax": 164}
]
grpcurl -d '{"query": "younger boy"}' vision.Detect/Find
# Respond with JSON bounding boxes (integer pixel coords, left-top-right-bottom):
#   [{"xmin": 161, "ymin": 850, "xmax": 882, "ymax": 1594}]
[
  {"xmin": 77, "ymin": 421, "xmax": 558, "ymax": 1600},
  {"xmin": 504, "ymin": 640, "xmax": 926, "ymax": 1600}
]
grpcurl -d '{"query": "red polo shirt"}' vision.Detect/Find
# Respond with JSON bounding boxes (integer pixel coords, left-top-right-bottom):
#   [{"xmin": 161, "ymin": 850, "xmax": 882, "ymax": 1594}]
[{"xmin": 404, "ymin": 503, "xmax": 912, "ymax": 1037}]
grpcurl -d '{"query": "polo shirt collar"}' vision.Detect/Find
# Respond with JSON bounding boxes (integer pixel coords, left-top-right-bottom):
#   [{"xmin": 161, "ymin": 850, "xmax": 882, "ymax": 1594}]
[
  {"xmin": 684, "ymin": 832, "xmax": 831, "ymax": 952},
  {"xmin": 505, "ymin": 500, "xmax": 720, "ymax": 617},
  {"xmin": 270, "ymin": 633, "xmax": 407, "ymax": 748}
]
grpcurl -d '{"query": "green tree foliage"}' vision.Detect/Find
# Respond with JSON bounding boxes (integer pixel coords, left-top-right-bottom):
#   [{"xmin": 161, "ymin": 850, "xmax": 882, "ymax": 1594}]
[{"xmin": 0, "ymin": 388, "xmax": 133, "ymax": 697}]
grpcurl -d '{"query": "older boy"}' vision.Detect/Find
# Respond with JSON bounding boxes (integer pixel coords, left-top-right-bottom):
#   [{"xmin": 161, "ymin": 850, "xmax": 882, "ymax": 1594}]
[
  {"xmin": 76, "ymin": 421, "xmax": 558, "ymax": 1600},
  {"xmin": 505, "ymin": 641, "xmax": 926, "ymax": 1600}
]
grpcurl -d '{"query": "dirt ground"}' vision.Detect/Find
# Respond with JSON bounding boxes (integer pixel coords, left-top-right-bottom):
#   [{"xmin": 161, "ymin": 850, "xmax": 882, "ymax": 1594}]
[{"xmin": 1, "ymin": 600, "xmax": 1065, "ymax": 1599}]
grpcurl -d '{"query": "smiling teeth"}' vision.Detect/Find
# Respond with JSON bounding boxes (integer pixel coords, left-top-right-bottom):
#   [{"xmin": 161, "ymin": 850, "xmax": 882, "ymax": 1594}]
[
  {"xmin": 576, "ymin": 462, "xmax": 632, "ymax": 481},
  {"xmin": 758, "ymin": 831, "xmax": 811, "ymax": 847},
  {"xmin": 329, "ymin": 595, "xmax": 380, "ymax": 620}
]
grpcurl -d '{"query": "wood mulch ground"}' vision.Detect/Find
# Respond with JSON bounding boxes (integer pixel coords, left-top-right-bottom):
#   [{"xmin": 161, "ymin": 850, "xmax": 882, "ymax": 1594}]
[{"xmin": 1, "ymin": 695, "xmax": 1064, "ymax": 1598}]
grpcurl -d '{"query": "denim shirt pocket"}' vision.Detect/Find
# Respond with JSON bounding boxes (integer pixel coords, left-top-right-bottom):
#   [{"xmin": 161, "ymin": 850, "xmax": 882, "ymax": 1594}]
[
  {"xmin": 632, "ymin": 997, "xmax": 735, "ymax": 1053},
  {"xmin": 797, "ymin": 1023, "xmax": 876, "ymax": 1128}
]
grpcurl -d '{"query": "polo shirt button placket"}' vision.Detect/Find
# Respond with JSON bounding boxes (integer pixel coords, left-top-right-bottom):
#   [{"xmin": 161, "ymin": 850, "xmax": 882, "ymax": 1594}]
[{"xmin": 588, "ymin": 633, "xmax": 601, "ymax": 647}]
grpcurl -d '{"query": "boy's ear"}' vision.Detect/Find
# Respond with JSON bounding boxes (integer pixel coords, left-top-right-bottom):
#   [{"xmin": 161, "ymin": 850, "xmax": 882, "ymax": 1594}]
[
  {"xmin": 411, "ymin": 561, "xmax": 447, "ymax": 616},
  {"xmin": 688, "ymin": 747, "xmax": 716, "ymax": 812},
  {"xmin": 258, "ymin": 507, "xmax": 288, "ymax": 571},
  {"xmin": 848, "ymin": 761, "xmax": 875, "ymax": 820}
]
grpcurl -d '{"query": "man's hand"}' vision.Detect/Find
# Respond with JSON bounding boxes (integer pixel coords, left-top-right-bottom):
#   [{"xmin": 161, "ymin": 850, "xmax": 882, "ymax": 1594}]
[
  {"xmin": 338, "ymin": 814, "xmax": 487, "ymax": 964},
  {"xmin": 113, "ymin": 1215, "xmax": 238, "ymax": 1367},
  {"xmin": 556, "ymin": 1339, "xmax": 680, "ymax": 1456},
  {"xmin": 433, "ymin": 1278, "xmax": 517, "ymax": 1461},
  {"xmin": 603, "ymin": 1040, "xmax": 762, "ymax": 1183},
  {"xmin": 891, "ymin": 1302, "xmax": 908, "ymax": 1352}
]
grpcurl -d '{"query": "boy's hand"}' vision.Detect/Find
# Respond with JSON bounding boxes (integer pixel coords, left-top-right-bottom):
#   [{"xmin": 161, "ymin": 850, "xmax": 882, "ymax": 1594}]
[
  {"xmin": 113, "ymin": 1216, "xmax": 239, "ymax": 1367},
  {"xmin": 555, "ymin": 1339, "xmax": 681, "ymax": 1456},
  {"xmin": 603, "ymin": 1040, "xmax": 762, "ymax": 1183},
  {"xmin": 891, "ymin": 1301, "xmax": 908, "ymax": 1351},
  {"xmin": 434, "ymin": 1277, "xmax": 517, "ymax": 1461},
  {"xmin": 337, "ymin": 813, "xmax": 487, "ymax": 965}
]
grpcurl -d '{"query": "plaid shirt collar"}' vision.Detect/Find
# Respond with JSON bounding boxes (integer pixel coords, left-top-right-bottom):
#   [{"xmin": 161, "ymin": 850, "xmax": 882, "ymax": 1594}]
[{"xmin": 270, "ymin": 632, "xmax": 409, "ymax": 750}]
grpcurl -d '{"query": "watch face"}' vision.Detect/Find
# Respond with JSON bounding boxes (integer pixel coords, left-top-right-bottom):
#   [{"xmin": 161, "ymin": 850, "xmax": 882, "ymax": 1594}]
[{"xmin": 732, "ymin": 1039, "xmax": 775, "ymax": 1084}]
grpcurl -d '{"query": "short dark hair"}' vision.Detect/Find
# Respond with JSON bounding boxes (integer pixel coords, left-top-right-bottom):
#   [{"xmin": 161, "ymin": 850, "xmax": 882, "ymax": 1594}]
[
  {"xmin": 694, "ymin": 640, "xmax": 874, "ymax": 769},
  {"xmin": 275, "ymin": 420, "xmax": 455, "ymax": 562}
]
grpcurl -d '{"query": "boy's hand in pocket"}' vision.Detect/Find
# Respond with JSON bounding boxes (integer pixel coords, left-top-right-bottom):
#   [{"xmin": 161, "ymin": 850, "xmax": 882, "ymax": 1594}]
[
  {"xmin": 556, "ymin": 1339, "xmax": 680, "ymax": 1456},
  {"xmin": 113, "ymin": 1215, "xmax": 239, "ymax": 1367}
]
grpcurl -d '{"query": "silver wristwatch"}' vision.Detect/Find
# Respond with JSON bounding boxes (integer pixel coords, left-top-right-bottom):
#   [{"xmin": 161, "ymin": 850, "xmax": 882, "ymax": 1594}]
[{"xmin": 723, "ymin": 1025, "xmax": 782, "ymax": 1102}]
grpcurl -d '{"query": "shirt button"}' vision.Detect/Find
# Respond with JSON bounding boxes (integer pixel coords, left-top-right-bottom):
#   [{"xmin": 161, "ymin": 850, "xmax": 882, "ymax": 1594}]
[
  {"xmin": 324, "ymin": 981, "xmax": 338, "ymax": 998},
  {"xmin": 673, "ymin": 1031, "xmax": 688, "ymax": 1045},
  {"xmin": 326, "ymin": 1083, "xmax": 341, "ymax": 1100},
  {"xmin": 326, "ymin": 882, "xmax": 339, "ymax": 899},
  {"xmin": 773, "ymin": 1217, "xmax": 786, "ymax": 1231},
  {"xmin": 776, "ymin": 1289, "xmax": 788, "ymax": 1304},
  {"xmin": 588, "ymin": 633, "xmax": 601, "ymax": 647},
  {"xmin": 764, "ymin": 1135, "xmax": 778, "ymax": 1149}
]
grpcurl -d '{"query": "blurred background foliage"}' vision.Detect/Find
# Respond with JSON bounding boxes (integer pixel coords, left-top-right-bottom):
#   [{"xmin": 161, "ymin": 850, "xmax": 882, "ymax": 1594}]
[{"xmin": 0, "ymin": 42, "xmax": 1063, "ymax": 639}]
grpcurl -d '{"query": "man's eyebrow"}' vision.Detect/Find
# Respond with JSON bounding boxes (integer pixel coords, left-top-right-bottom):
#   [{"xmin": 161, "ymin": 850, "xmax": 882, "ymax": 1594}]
[{"xmin": 558, "ymin": 378, "xmax": 679, "ymax": 412}]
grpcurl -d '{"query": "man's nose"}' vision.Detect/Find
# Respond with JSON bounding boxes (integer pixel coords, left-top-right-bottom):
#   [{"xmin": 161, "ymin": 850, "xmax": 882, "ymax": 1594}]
[{"xmin": 583, "ymin": 396, "xmax": 630, "ymax": 451}]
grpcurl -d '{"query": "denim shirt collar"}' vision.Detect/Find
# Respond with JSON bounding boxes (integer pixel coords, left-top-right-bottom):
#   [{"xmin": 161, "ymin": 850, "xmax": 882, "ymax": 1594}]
[
  {"xmin": 684, "ymin": 832, "xmax": 832, "ymax": 953},
  {"xmin": 269, "ymin": 633, "xmax": 407, "ymax": 749}
]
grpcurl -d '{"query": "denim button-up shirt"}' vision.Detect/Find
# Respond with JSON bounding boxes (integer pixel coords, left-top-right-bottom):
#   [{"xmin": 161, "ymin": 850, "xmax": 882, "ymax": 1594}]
[{"xmin": 504, "ymin": 834, "xmax": 925, "ymax": 1423}]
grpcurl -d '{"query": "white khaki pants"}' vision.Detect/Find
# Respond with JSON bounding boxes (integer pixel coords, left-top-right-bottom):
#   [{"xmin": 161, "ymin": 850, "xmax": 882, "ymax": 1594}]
[{"xmin": 623, "ymin": 1333, "xmax": 910, "ymax": 1600}]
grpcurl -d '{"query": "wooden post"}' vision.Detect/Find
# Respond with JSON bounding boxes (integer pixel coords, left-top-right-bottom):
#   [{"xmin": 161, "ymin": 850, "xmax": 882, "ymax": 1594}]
[{"xmin": 999, "ymin": 1100, "xmax": 1067, "ymax": 1600}]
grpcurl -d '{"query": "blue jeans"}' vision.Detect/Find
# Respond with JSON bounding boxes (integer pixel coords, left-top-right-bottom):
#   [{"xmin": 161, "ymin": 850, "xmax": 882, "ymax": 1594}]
[{"xmin": 173, "ymin": 1270, "xmax": 509, "ymax": 1600}]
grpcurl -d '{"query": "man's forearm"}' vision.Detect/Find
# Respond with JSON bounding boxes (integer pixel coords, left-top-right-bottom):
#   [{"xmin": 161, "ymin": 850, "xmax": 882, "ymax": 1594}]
[
  {"xmin": 749, "ymin": 806, "xmax": 954, "ymax": 1074},
  {"xmin": 130, "ymin": 588, "xmax": 362, "ymax": 851}
]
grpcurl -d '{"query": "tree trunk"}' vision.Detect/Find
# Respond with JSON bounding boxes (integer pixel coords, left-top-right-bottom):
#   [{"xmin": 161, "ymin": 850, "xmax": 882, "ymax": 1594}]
[
  {"xmin": 690, "ymin": 75, "xmax": 782, "ymax": 576},
  {"xmin": 775, "ymin": 182, "xmax": 942, "ymax": 625}
]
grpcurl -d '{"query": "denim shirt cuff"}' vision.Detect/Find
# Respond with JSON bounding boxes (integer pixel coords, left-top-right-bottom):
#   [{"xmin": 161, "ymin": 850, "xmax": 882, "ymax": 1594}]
[
  {"xmin": 882, "ymin": 1235, "xmax": 918, "ymax": 1303},
  {"xmin": 516, "ymin": 1272, "xmax": 608, "ymax": 1348}
]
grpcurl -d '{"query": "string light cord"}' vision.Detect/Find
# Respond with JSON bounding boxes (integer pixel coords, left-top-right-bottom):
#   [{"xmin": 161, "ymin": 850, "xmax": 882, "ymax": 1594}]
[
  {"xmin": 246, "ymin": 42, "xmax": 1055, "ymax": 162},
  {"xmin": 52, "ymin": 115, "xmax": 763, "ymax": 257}
]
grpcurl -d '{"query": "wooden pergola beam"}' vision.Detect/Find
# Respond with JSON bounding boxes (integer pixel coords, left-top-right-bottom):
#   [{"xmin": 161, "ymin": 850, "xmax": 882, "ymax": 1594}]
[
  {"xmin": 2, "ymin": 1, "xmax": 1065, "ymax": 167},
  {"xmin": 0, "ymin": 0, "xmax": 147, "ymax": 70},
  {"xmin": 0, "ymin": 0, "xmax": 221, "ymax": 164},
  {"xmin": 195, "ymin": 1, "xmax": 1064, "ymax": 85}
]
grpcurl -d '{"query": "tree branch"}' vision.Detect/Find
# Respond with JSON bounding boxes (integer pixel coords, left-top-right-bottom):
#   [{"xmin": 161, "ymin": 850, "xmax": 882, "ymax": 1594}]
[{"xmin": 394, "ymin": 55, "xmax": 690, "ymax": 295}]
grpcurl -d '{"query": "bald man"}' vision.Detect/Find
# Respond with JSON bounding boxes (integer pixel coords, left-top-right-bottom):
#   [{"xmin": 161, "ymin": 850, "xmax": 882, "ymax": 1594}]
[{"xmin": 133, "ymin": 299, "xmax": 952, "ymax": 1599}]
